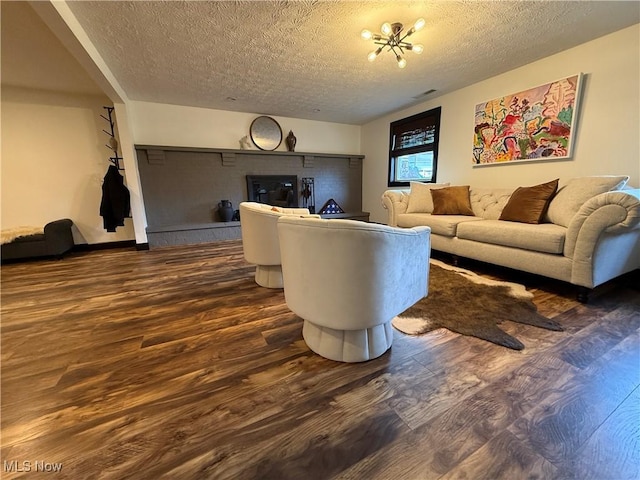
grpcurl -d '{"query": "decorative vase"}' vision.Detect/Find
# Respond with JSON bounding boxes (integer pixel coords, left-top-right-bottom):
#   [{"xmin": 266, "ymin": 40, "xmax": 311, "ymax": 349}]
[
  {"xmin": 218, "ymin": 200, "xmax": 234, "ymax": 222},
  {"xmin": 239, "ymin": 135, "xmax": 252, "ymax": 150},
  {"xmin": 285, "ymin": 130, "xmax": 297, "ymax": 152}
]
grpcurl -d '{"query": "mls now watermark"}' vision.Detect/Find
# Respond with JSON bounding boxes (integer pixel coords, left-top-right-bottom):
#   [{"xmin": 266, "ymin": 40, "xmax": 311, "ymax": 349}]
[{"xmin": 4, "ymin": 460, "xmax": 63, "ymax": 473}]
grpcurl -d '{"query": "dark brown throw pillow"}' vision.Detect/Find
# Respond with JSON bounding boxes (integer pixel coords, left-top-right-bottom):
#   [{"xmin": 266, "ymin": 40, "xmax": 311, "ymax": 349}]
[
  {"xmin": 431, "ymin": 185, "xmax": 474, "ymax": 215},
  {"xmin": 499, "ymin": 179, "xmax": 559, "ymax": 224}
]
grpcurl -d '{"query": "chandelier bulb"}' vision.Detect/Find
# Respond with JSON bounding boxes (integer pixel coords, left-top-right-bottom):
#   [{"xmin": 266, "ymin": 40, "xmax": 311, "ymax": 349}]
[
  {"xmin": 381, "ymin": 22, "xmax": 392, "ymax": 36},
  {"xmin": 396, "ymin": 55, "xmax": 407, "ymax": 68},
  {"xmin": 414, "ymin": 18, "xmax": 426, "ymax": 31},
  {"xmin": 361, "ymin": 29, "xmax": 373, "ymax": 40},
  {"xmin": 412, "ymin": 44, "xmax": 424, "ymax": 54},
  {"xmin": 368, "ymin": 48, "xmax": 382, "ymax": 62}
]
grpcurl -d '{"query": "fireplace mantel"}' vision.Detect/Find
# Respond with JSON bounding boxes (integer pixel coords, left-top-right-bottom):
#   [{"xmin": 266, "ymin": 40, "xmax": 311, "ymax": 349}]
[
  {"xmin": 135, "ymin": 145, "xmax": 366, "ymax": 247},
  {"xmin": 136, "ymin": 144, "xmax": 364, "ymax": 159}
]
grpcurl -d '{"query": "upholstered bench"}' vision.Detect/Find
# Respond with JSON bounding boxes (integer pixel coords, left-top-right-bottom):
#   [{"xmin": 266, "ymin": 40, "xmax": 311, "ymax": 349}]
[{"xmin": 1, "ymin": 219, "xmax": 74, "ymax": 262}]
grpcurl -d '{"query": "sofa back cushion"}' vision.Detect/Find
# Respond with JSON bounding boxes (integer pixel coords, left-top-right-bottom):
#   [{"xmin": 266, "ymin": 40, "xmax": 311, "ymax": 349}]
[
  {"xmin": 545, "ymin": 176, "xmax": 630, "ymax": 227},
  {"xmin": 406, "ymin": 182, "xmax": 450, "ymax": 213},
  {"xmin": 469, "ymin": 187, "xmax": 514, "ymax": 219}
]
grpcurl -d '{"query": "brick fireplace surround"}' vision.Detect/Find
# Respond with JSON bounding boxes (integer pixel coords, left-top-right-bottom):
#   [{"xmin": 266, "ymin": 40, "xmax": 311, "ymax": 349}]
[{"xmin": 135, "ymin": 146, "xmax": 367, "ymax": 247}]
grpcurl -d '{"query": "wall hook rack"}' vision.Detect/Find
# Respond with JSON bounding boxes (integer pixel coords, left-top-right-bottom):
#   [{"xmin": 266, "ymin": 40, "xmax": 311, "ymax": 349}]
[{"xmin": 101, "ymin": 106, "xmax": 124, "ymax": 170}]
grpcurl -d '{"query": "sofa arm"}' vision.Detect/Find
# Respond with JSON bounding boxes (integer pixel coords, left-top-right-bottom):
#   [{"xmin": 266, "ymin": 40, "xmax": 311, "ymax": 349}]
[
  {"xmin": 44, "ymin": 219, "xmax": 74, "ymax": 257},
  {"xmin": 381, "ymin": 190, "xmax": 409, "ymax": 226},
  {"xmin": 564, "ymin": 191, "xmax": 640, "ymax": 259}
]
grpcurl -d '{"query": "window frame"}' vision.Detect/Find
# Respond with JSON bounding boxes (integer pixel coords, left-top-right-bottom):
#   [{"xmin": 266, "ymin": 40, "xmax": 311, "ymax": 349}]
[{"xmin": 387, "ymin": 106, "xmax": 442, "ymax": 187}]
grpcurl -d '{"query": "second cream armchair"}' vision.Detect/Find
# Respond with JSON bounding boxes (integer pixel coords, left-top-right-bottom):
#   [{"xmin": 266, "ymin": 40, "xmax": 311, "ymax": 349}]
[{"xmin": 239, "ymin": 201, "xmax": 319, "ymax": 288}]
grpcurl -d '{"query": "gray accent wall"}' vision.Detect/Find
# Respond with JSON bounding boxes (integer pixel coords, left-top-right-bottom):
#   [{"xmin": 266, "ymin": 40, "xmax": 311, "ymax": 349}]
[{"xmin": 135, "ymin": 146, "xmax": 365, "ymax": 246}]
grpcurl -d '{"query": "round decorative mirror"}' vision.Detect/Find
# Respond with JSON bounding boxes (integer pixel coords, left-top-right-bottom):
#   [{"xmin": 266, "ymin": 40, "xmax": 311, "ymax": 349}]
[{"xmin": 250, "ymin": 116, "xmax": 283, "ymax": 151}]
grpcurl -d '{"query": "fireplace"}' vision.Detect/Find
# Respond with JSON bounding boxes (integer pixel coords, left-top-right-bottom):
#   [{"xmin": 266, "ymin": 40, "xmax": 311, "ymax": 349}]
[
  {"xmin": 136, "ymin": 146, "xmax": 366, "ymax": 247},
  {"xmin": 246, "ymin": 175, "xmax": 298, "ymax": 208}
]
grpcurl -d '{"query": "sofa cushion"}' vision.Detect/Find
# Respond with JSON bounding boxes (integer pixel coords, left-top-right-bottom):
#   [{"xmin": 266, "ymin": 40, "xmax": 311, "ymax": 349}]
[
  {"xmin": 397, "ymin": 213, "xmax": 482, "ymax": 236},
  {"xmin": 431, "ymin": 186, "xmax": 474, "ymax": 216},
  {"xmin": 546, "ymin": 175, "xmax": 630, "ymax": 227},
  {"xmin": 469, "ymin": 188, "xmax": 514, "ymax": 219},
  {"xmin": 499, "ymin": 179, "xmax": 559, "ymax": 224},
  {"xmin": 457, "ymin": 220, "xmax": 567, "ymax": 254},
  {"xmin": 406, "ymin": 182, "xmax": 450, "ymax": 213}
]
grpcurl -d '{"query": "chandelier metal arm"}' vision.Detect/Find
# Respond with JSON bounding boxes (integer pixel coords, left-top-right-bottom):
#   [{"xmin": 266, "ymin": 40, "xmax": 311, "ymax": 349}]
[
  {"xmin": 372, "ymin": 38, "xmax": 413, "ymax": 50},
  {"xmin": 397, "ymin": 27, "xmax": 417, "ymax": 45},
  {"xmin": 389, "ymin": 43, "xmax": 405, "ymax": 56}
]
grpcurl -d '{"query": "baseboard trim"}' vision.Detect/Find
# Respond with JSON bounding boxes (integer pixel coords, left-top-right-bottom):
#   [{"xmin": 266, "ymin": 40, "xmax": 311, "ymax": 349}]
[
  {"xmin": 136, "ymin": 243, "xmax": 150, "ymax": 251},
  {"xmin": 73, "ymin": 240, "xmax": 136, "ymax": 252}
]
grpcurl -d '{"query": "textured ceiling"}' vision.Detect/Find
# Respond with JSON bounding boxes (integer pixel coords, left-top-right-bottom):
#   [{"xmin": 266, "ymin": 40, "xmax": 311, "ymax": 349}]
[
  {"xmin": 1, "ymin": 1, "xmax": 103, "ymax": 96},
  {"xmin": 5, "ymin": 1, "xmax": 640, "ymax": 125}
]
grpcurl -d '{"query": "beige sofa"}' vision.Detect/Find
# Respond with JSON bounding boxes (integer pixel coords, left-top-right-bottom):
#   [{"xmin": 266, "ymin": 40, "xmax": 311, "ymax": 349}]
[{"xmin": 382, "ymin": 176, "xmax": 640, "ymax": 302}]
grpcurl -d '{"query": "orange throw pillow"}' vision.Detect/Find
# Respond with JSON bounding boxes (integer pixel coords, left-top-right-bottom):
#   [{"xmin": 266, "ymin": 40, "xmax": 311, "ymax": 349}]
[
  {"xmin": 500, "ymin": 179, "xmax": 559, "ymax": 224},
  {"xmin": 431, "ymin": 186, "xmax": 474, "ymax": 216}
]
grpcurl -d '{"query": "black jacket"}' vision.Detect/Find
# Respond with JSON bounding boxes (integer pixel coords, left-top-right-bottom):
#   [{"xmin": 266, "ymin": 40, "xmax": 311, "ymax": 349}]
[{"xmin": 100, "ymin": 165, "xmax": 131, "ymax": 232}]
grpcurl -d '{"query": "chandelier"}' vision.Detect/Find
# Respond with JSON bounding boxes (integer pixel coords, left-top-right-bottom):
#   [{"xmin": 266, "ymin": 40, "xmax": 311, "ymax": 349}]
[{"xmin": 361, "ymin": 18, "xmax": 425, "ymax": 68}]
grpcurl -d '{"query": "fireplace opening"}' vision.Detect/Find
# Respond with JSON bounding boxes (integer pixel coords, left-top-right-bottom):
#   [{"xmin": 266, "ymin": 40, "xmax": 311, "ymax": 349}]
[{"xmin": 246, "ymin": 175, "xmax": 298, "ymax": 208}]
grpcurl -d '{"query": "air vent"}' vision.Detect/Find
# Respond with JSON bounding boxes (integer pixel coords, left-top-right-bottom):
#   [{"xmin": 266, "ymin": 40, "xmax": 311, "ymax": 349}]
[{"xmin": 412, "ymin": 89, "xmax": 437, "ymax": 99}]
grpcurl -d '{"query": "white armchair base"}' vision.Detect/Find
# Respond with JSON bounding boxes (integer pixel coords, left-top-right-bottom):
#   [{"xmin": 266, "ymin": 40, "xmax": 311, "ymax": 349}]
[
  {"xmin": 255, "ymin": 265, "xmax": 284, "ymax": 289},
  {"xmin": 302, "ymin": 320, "xmax": 394, "ymax": 363}
]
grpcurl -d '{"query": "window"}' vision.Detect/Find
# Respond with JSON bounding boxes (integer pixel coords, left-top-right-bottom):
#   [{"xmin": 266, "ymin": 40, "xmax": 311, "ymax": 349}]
[{"xmin": 388, "ymin": 106, "xmax": 441, "ymax": 187}]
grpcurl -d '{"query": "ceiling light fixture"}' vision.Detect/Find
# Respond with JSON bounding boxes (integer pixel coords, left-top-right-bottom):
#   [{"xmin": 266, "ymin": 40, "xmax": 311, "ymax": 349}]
[{"xmin": 361, "ymin": 18, "xmax": 425, "ymax": 68}]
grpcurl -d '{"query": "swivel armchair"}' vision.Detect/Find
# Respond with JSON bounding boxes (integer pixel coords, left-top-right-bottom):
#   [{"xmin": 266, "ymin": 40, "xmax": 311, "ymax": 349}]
[
  {"xmin": 277, "ymin": 216, "xmax": 431, "ymax": 362},
  {"xmin": 239, "ymin": 201, "xmax": 318, "ymax": 288}
]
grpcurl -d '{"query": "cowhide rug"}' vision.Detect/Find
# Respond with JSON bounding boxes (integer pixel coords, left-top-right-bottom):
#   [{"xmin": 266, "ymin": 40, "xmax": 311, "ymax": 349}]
[{"xmin": 392, "ymin": 259, "xmax": 563, "ymax": 350}]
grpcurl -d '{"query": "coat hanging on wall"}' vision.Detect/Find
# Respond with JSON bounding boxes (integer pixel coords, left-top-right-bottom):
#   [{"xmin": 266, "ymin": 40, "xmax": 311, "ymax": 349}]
[{"xmin": 100, "ymin": 165, "xmax": 131, "ymax": 232}]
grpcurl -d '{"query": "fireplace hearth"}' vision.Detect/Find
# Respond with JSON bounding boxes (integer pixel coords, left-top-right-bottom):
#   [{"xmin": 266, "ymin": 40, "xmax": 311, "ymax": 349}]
[{"xmin": 246, "ymin": 175, "xmax": 298, "ymax": 208}]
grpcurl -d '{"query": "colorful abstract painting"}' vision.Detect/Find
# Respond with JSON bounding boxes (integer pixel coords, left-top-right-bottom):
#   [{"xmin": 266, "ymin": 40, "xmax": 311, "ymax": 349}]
[{"xmin": 473, "ymin": 74, "xmax": 583, "ymax": 166}]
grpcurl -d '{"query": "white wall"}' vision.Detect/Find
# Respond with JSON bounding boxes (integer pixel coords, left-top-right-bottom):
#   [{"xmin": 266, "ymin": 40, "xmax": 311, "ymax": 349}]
[
  {"xmin": 1, "ymin": 87, "xmax": 136, "ymax": 243},
  {"xmin": 362, "ymin": 24, "xmax": 640, "ymax": 223},
  {"xmin": 0, "ymin": 94, "xmax": 359, "ymax": 247},
  {"xmin": 129, "ymin": 101, "xmax": 362, "ymax": 154}
]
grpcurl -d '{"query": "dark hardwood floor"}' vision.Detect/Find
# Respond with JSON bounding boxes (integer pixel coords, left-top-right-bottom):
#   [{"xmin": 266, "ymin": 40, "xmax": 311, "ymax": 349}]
[{"xmin": 1, "ymin": 241, "xmax": 638, "ymax": 479}]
